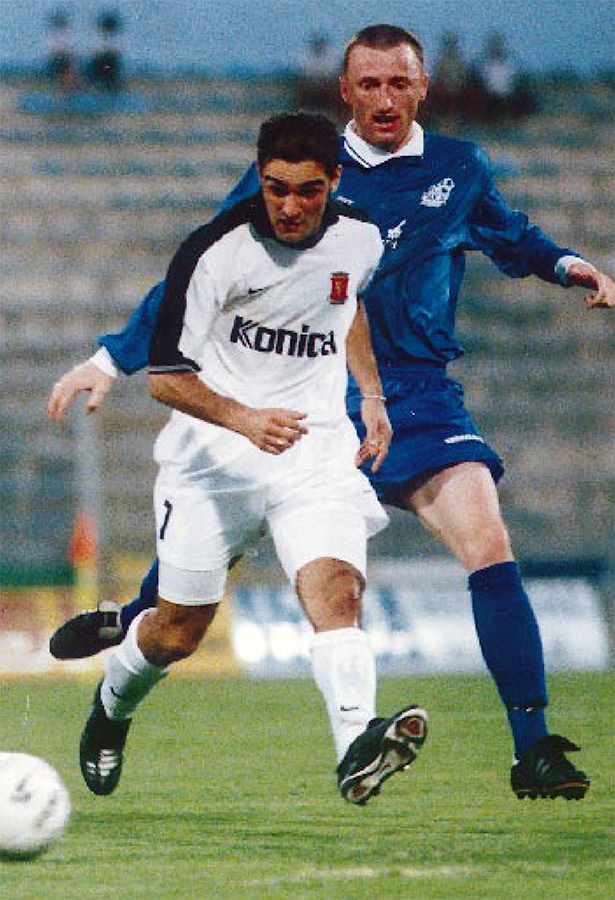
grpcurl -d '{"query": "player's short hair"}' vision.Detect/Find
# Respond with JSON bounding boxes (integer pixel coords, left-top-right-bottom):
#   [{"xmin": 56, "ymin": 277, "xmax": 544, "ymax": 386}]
[
  {"xmin": 257, "ymin": 113, "xmax": 339, "ymax": 179},
  {"xmin": 343, "ymin": 24, "xmax": 424, "ymax": 72}
]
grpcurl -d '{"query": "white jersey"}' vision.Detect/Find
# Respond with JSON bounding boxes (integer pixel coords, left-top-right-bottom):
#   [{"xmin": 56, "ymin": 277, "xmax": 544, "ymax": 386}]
[{"xmin": 150, "ymin": 193, "xmax": 383, "ymax": 486}]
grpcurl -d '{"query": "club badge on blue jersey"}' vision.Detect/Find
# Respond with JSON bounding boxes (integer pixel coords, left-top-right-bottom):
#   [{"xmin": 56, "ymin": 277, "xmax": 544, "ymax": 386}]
[
  {"xmin": 421, "ymin": 178, "xmax": 455, "ymax": 208},
  {"xmin": 330, "ymin": 272, "xmax": 349, "ymax": 304}
]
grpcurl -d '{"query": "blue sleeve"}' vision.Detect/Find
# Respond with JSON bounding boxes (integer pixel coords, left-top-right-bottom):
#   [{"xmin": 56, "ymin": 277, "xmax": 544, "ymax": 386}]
[
  {"xmin": 468, "ymin": 147, "xmax": 579, "ymax": 283},
  {"xmin": 218, "ymin": 163, "xmax": 260, "ymax": 212},
  {"xmin": 97, "ymin": 280, "xmax": 165, "ymax": 374}
]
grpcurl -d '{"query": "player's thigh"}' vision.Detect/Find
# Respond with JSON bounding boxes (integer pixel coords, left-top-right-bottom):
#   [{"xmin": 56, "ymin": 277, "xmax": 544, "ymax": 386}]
[
  {"xmin": 270, "ymin": 506, "xmax": 369, "ymax": 586},
  {"xmin": 401, "ymin": 461, "xmax": 513, "ymax": 570},
  {"xmin": 267, "ymin": 427, "xmax": 386, "ymax": 586},
  {"xmin": 154, "ymin": 479, "xmax": 264, "ymax": 573}
]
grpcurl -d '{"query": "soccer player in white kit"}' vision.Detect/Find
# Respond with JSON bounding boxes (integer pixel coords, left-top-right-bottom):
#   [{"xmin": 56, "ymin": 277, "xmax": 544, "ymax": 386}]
[{"xmin": 79, "ymin": 113, "xmax": 427, "ymax": 805}]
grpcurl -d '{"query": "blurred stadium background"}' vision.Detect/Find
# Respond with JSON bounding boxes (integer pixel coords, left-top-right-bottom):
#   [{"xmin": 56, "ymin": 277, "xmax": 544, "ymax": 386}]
[{"xmin": 0, "ymin": 1, "xmax": 613, "ymax": 679}]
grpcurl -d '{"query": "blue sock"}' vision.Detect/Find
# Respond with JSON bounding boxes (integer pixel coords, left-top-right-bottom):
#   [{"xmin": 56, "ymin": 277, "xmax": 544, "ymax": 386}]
[
  {"xmin": 119, "ymin": 559, "xmax": 159, "ymax": 633},
  {"xmin": 469, "ymin": 561, "xmax": 548, "ymax": 758}
]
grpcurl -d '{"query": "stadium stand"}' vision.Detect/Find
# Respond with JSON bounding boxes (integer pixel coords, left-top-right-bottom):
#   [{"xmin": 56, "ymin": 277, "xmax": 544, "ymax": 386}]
[{"xmin": 0, "ymin": 73, "xmax": 613, "ymax": 597}]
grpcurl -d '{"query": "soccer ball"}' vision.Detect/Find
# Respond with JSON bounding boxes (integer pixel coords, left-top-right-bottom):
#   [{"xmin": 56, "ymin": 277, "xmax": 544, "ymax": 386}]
[{"xmin": 0, "ymin": 752, "xmax": 71, "ymax": 860}]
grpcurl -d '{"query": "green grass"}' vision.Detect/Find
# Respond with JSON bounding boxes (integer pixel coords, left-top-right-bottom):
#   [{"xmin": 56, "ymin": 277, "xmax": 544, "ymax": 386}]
[{"xmin": 2, "ymin": 672, "xmax": 613, "ymax": 900}]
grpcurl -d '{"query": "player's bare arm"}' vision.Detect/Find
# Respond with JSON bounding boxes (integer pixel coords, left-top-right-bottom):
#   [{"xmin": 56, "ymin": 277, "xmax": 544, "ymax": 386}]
[
  {"xmin": 47, "ymin": 360, "xmax": 114, "ymax": 423},
  {"xmin": 149, "ymin": 370, "xmax": 307, "ymax": 455},
  {"xmin": 345, "ymin": 301, "xmax": 392, "ymax": 472},
  {"xmin": 566, "ymin": 261, "xmax": 615, "ymax": 309}
]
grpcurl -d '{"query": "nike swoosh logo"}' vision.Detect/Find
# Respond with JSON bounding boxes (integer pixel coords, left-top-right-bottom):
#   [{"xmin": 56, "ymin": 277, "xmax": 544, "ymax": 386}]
[
  {"xmin": 247, "ymin": 286, "xmax": 268, "ymax": 296},
  {"xmin": 110, "ymin": 686, "xmax": 128, "ymax": 701},
  {"xmin": 340, "ymin": 705, "xmax": 360, "ymax": 712}
]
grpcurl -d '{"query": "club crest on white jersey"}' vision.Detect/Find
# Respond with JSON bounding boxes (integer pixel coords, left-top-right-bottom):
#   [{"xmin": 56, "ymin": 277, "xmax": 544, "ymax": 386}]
[{"xmin": 330, "ymin": 271, "xmax": 349, "ymax": 304}]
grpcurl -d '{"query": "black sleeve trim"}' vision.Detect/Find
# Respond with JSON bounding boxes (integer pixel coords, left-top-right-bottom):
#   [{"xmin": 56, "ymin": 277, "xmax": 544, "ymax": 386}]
[
  {"xmin": 149, "ymin": 362, "xmax": 200, "ymax": 374},
  {"xmin": 330, "ymin": 198, "xmax": 372, "ymax": 223},
  {"xmin": 148, "ymin": 195, "xmax": 259, "ymax": 370}
]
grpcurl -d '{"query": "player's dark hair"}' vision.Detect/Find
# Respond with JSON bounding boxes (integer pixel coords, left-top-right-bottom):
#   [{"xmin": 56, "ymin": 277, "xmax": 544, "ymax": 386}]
[
  {"xmin": 343, "ymin": 24, "xmax": 424, "ymax": 71},
  {"xmin": 257, "ymin": 113, "xmax": 339, "ymax": 179}
]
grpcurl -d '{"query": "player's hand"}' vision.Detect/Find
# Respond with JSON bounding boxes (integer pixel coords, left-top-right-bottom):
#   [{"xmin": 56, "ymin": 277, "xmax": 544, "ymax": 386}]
[
  {"xmin": 567, "ymin": 262, "xmax": 615, "ymax": 309},
  {"xmin": 48, "ymin": 361, "xmax": 113, "ymax": 423},
  {"xmin": 356, "ymin": 398, "xmax": 392, "ymax": 473},
  {"xmin": 243, "ymin": 408, "xmax": 308, "ymax": 454}
]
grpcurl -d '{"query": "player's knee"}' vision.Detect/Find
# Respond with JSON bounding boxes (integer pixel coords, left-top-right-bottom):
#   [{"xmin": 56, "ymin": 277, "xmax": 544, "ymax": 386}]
[
  {"xmin": 296, "ymin": 559, "xmax": 365, "ymax": 629},
  {"xmin": 159, "ymin": 623, "xmax": 203, "ymax": 661},
  {"xmin": 148, "ymin": 607, "xmax": 212, "ymax": 664},
  {"xmin": 463, "ymin": 522, "xmax": 513, "ymax": 571},
  {"xmin": 325, "ymin": 566, "xmax": 365, "ymax": 620}
]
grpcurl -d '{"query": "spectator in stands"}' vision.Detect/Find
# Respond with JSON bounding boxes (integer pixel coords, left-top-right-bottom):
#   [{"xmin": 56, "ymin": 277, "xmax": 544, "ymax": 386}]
[
  {"xmin": 426, "ymin": 31, "xmax": 469, "ymax": 122},
  {"xmin": 45, "ymin": 7, "xmax": 81, "ymax": 92},
  {"xmin": 86, "ymin": 9, "xmax": 124, "ymax": 93},
  {"xmin": 294, "ymin": 31, "xmax": 342, "ymax": 119},
  {"xmin": 468, "ymin": 31, "xmax": 537, "ymax": 122}
]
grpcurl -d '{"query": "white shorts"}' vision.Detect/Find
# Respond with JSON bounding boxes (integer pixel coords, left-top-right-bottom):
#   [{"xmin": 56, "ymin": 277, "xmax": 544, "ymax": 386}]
[{"xmin": 154, "ymin": 434, "xmax": 387, "ymax": 605}]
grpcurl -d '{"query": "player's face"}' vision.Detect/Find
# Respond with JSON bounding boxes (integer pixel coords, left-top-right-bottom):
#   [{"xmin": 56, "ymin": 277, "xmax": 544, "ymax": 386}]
[
  {"xmin": 340, "ymin": 43, "xmax": 428, "ymax": 152},
  {"xmin": 260, "ymin": 159, "xmax": 341, "ymax": 244}
]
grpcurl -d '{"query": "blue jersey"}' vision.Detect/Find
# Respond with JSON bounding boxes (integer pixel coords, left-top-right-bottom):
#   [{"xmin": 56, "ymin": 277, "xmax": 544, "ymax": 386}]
[
  {"xmin": 337, "ymin": 132, "xmax": 579, "ymax": 365},
  {"xmin": 100, "ymin": 131, "xmax": 578, "ymax": 373}
]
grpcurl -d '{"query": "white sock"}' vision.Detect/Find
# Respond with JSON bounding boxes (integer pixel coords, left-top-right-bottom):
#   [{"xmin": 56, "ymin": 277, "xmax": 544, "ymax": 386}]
[
  {"xmin": 100, "ymin": 610, "xmax": 167, "ymax": 721},
  {"xmin": 309, "ymin": 627, "xmax": 376, "ymax": 763}
]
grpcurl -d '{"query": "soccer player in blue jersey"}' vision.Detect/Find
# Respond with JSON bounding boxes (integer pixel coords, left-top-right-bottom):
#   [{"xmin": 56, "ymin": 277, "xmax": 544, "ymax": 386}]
[{"xmin": 49, "ymin": 25, "xmax": 614, "ymax": 801}]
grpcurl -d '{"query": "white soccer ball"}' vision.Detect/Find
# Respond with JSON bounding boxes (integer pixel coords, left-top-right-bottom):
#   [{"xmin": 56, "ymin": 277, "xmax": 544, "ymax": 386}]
[{"xmin": 0, "ymin": 752, "xmax": 71, "ymax": 860}]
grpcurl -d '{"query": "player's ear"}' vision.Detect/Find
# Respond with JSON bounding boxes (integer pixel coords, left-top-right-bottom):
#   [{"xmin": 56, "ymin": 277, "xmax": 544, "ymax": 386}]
[
  {"xmin": 330, "ymin": 164, "xmax": 342, "ymax": 193},
  {"xmin": 339, "ymin": 75, "xmax": 350, "ymax": 104},
  {"xmin": 419, "ymin": 73, "xmax": 429, "ymax": 102}
]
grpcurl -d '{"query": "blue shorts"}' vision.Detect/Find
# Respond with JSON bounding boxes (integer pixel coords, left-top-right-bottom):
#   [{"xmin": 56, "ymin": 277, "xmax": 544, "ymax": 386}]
[{"xmin": 347, "ymin": 365, "xmax": 504, "ymax": 509}]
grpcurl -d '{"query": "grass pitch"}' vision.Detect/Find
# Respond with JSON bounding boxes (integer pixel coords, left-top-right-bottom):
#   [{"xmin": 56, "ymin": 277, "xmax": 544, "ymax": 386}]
[{"xmin": 2, "ymin": 671, "xmax": 613, "ymax": 900}]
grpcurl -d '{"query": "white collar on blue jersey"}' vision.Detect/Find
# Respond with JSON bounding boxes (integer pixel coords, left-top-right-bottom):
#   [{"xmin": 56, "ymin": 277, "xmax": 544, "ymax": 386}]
[{"xmin": 343, "ymin": 120, "xmax": 424, "ymax": 168}]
